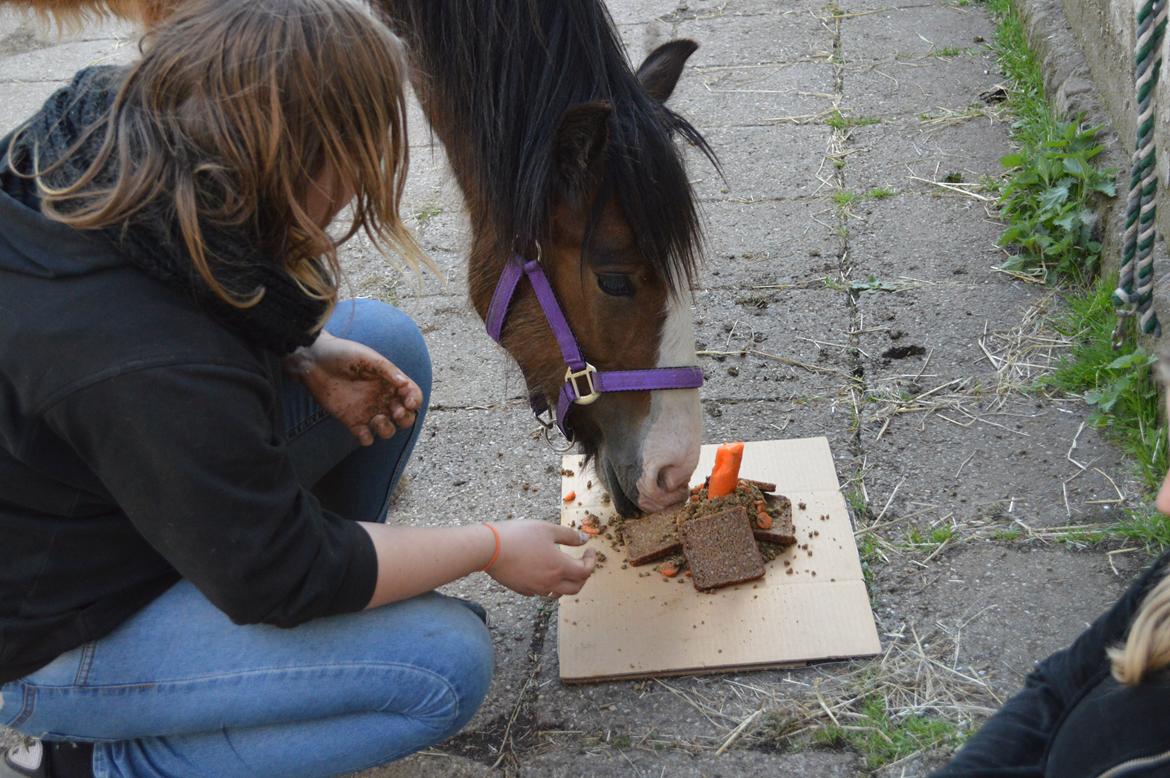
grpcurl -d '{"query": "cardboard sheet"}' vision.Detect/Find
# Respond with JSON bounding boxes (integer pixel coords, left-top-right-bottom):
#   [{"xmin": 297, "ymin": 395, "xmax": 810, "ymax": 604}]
[{"xmin": 557, "ymin": 437, "xmax": 881, "ymax": 683}]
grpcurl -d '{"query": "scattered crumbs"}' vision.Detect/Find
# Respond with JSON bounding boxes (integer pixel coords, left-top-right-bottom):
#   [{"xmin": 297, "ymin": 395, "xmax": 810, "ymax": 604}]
[
  {"xmin": 587, "ymin": 480, "xmax": 593, "ymax": 489},
  {"xmin": 786, "ymin": 568, "xmax": 794, "ymax": 575},
  {"xmin": 621, "ymin": 563, "xmax": 628, "ymax": 570},
  {"xmin": 798, "ymin": 501, "xmax": 806, "ymax": 510},
  {"xmin": 812, "ymin": 571, "xmax": 817, "ymax": 576},
  {"xmin": 718, "ymin": 649, "xmax": 723, "ymax": 654},
  {"xmin": 783, "ymin": 560, "xmax": 790, "ymax": 567},
  {"xmin": 753, "ymin": 594, "xmax": 758, "ymax": 599},
  {"xmin": 830, "ymin": 577, "xmax": 836, "ymax": 582},
  {"xmin": 559, "ymin": 468, "xmax": 575, "ymax": 477}
]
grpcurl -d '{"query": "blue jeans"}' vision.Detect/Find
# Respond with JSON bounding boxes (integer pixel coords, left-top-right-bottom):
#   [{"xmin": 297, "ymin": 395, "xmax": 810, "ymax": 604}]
[{"xmin": 0, "ymin": 300, "xmax": 493, "ymax": 777}]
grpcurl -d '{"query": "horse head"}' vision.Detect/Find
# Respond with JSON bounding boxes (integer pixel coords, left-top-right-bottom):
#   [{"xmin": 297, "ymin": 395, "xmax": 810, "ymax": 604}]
[{"xmin": 473, "ymin": 40, "xmax": 712, "ymax": 516}]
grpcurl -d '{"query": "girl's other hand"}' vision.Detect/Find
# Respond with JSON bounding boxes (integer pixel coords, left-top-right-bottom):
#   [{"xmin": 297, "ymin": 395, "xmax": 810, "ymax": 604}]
[
  {"xmin": 488, "ymin": 521, "xmax": 598, "ymax": 597},
  {"xmin": 285, "ymin": 331, "xmax": 422, "ymax": 445}
]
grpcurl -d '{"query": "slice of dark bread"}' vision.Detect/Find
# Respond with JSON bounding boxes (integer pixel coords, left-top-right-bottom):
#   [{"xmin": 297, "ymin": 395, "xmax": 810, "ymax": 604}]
[{"xmin": 681, "ymin": 506, "xmax": 766, "ymax": 591}]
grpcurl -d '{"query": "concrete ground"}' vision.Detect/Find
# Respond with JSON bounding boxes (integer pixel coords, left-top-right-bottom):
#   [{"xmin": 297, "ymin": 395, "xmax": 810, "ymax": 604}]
[{"xmin": 0, "ymin": 1, "xmax": 1155, "ymax": 776}]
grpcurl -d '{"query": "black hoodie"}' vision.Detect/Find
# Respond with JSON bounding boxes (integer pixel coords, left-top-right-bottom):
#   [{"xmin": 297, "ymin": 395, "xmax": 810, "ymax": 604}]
[{"xmin": 0, "ymin": 129, "xmax": 378, "ymax": 682}]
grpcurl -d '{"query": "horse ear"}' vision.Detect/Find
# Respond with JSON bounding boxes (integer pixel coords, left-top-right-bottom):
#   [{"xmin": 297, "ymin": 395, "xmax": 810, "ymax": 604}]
[
  {"xmin": 636, "ymin": 39, "xmax": 699, "ymax": 103},
  {"xmin": 554, "ymin": 101, "xmax": 612, "ymax": 194}
]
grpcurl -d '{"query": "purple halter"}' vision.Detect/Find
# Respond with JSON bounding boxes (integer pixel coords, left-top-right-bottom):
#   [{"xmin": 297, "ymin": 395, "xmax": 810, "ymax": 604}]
[{"xmin": 485, "ymin": 253, "xmax": 704, "ymax": 439}]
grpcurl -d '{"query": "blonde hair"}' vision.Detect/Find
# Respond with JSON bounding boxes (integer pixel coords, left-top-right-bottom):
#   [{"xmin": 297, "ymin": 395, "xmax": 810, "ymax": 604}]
[
  {"xmin": 1109, "ymin": 565, "xmax": 1170, "ymax": 684},
  {"xmin": 12, "ymin": 0, "xmax": 427, "ymax": 328}
]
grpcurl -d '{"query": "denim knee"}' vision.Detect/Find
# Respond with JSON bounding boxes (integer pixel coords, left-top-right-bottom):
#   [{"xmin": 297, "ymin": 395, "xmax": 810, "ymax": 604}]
[
  {"xmin": 442, "ymin": 605, "xmax": 494, "ymax": 735},
  {"xmin": 410, "ymin": 595, "xmax": 493, "ymax": 738},
  {"xmin": 332, "ymin": 299, "xmax": 432, "ymax": 404}
]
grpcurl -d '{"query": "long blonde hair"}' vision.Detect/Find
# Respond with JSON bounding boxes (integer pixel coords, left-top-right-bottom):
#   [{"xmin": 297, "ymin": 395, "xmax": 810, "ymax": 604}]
[
  {"xmin": 11, "ymin": 0, "xmax": 426, "ymax": 327},
  {"xmin": 1109, "ymin": 566, "xmax": 1170, "ymax": 684}
]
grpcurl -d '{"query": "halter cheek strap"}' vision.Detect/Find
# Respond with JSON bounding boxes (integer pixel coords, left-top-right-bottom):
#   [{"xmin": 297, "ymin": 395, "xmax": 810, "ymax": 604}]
[{"xmin": 485, "ymin": 254, "xmax": 703, "ymax": 438}]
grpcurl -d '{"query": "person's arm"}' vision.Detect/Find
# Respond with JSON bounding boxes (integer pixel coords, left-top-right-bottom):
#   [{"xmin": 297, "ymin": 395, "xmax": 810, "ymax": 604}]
[
  {"xmin": 48, "ymin": 361, "xmax": 598, "ymax": 623},
  {"xmin": 933, "ymin": 554, "xmax": 1170, "ymax": 776},
  {"xmin": 359, "ymin": 521, "xmax": 597, "ymax": 608}
]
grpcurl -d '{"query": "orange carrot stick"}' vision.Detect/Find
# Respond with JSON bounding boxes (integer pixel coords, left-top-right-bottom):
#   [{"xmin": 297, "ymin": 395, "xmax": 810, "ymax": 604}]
[
  {"xmin": 563, "ymin": 491, "xmax": 576, "ymax": 503},
  {"xmin": 707, "ymin": 442, "xmax": 744, "ymax": 498},
  {"xmin": 756, "ymin": 511, "xmax": 774, "ymax": 530}
]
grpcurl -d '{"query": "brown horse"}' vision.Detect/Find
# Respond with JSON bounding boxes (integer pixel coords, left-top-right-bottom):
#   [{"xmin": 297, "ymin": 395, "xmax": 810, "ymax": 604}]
[{"xmin": 3, "ymin": 0, "xmax": 718, "ymax": 516}]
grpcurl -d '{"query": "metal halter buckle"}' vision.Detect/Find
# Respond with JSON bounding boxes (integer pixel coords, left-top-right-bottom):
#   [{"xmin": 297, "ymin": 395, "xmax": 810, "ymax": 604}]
[{"xmin": 564, "ymin": 363, "xmax": 600, "ymax": 405}]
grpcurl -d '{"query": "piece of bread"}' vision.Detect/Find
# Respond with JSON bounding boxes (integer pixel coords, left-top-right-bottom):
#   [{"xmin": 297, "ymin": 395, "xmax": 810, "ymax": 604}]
[
  {"xmin": 739, "ymin": 478, "xmax": 777, "ymax": 493},
  {"xmin": 753, "ymin": 494, "xmax": 797, "ymax": 546},
  {"xmin": 681, "ymin": 506, "xmax": 766, "ymax": 591},
  {"xmin": 623, "ymin": 508, "xmax": 683, "ymax": 566}
]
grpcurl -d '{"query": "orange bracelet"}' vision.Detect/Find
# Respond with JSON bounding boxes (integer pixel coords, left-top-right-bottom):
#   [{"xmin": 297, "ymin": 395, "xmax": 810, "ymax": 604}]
[{"xmin": 482, "ymin": 522, "xmax": 501, "ymax": 572}]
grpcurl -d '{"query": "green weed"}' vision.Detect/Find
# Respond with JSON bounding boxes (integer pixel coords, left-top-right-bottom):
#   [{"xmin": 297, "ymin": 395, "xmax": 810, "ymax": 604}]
[
  {"xmin": 992, "ymin": 528, "xmax": 1023, "ymax": 542},
  {"xmin": 825, "ymin": 110, "xmax": 882, "ymax": 130},
  {"xmin": 845, "ymin": 487, "xmax": 869, "ymax": 520},
  {"xmin": 981, "ymin": 0, "xmax": 1116, "ymax": 284},
  {"xmin": 1043, "ymin": 279, "xmax": 1167, "ymax": 492},
  {"xmin": 997, "ymin": 122, "xmax": 1116, "ymax": 284},
  {"xmin": 866, "ymin": 187, "xmax": 896, "ymax": 200},
  {"xmin": 816, "ymin": 696, "xmax": 965, "ymax": 769},
  {"xmin": 833, "ymin": 190, "xmax": 859, "ymax": 206},
  {"xmin": 413, "ymin": 202, "xmax": 443, "ymax": 225},
  {"xmin": 934, "ymin": 46, "xmax": 966, "ymax": 57}
]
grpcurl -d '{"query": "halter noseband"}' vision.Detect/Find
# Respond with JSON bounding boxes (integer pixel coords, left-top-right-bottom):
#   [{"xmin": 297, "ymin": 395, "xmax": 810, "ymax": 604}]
[{"xmin": 485, "ymin": 250, "xmax": 703, "ymax": 440}]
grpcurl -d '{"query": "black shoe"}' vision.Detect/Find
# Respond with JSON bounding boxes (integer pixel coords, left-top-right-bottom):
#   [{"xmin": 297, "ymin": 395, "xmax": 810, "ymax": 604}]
[
  {"xmin": 1, "ymin": 740, "xmax": 92, "ymax": 778},
  {"xmin": 1, "ymin": 739, "xmax": 47, "ymax": 778}
]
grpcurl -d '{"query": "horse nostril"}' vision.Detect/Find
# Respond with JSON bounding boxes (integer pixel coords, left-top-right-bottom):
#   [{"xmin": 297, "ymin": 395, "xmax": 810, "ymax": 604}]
[{"xmin": 655, "ymin": 464, "xmax": 688, "ymax": 493}]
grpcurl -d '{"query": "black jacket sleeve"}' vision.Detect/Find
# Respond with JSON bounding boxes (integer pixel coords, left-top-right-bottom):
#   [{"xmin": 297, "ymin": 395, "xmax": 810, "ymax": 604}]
[
  {"xmin": 933, "ymin": 552, "xmax": 1170, "ymax": 777},
  {"xmin": 42, "ymin": 360, "xmax": 378, "ymax": 627}
]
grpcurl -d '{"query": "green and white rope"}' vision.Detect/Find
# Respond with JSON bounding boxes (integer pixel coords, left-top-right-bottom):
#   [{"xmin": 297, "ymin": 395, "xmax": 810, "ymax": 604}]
[{"xmin": 1114, "ymin": 0, "xmax": 1167, "ymax": 341}]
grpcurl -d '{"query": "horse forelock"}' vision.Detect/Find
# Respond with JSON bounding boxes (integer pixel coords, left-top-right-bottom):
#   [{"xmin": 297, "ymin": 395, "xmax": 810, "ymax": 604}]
[{"xmin": 382, "ymin": 0, "xmax": 718, "ymax": 289}]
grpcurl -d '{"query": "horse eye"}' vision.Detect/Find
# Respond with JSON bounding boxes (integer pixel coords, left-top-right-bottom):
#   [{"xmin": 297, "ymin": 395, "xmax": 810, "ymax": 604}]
[{"xmin": 596, "ymin": 272, "xmax": 635, "ymax": 297}]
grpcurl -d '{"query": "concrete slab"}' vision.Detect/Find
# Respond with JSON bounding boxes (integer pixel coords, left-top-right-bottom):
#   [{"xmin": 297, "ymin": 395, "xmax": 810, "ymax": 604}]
[
  {"xmin": 674, "ymin": 62, "xmax": 838, "ymax": 128},
  {"xmin": 675, "ymin": 6, "xmax": 835, "ymax": 68},
  {"xmin": 700, "ymin": 398, "xmax": 859, "ymax": 484},
  {"xmin": 358, "ymin": 752, "xmax": 492, "ymax": 777},
  {"xmin": 693, "ymin": 287, "xmax": 855, "ymax": 401},
  {"xmin": 395, "ymin": 294, "xmax": 527, "ymax": 409},
  {"xmin": 0, "ymin": 78, "xmax": 61, "ymax": 135},
  {"xmin": 841, "ymin": 53, "xmax": 1004, "ymax": 117},
  {"xmin": 0, "ymin": 37, "xmax": 136, "ymax": 82},
  {"xmin": 853, "ymin": 278, "xmax": 1037, "ymax": 387},
  {"xmin": 518, "ymin": 742, "xmax": 863, "ymax": 776},
  {"xmin": 604, "ymin": 0, "xmax": 687, "ymax": 26},
  {"xmin": 845, "ymin": 117, "xmax": 1014, "ymax": 193},
  {"xmin": 858, "ymin": 396, "xmax": 1143, "ymax": 528},
  {"xmin": 688, "ymin": 125, "xmax": 836, "ymax": 200},
  {"xmin": 873, "ymin": 545, "xmax": 1131, "ymax": 689},
  {"xmin": 697, "ymin": 196, "xmax": 841, "ymax": 290},
  {"xmin": 841, "ymin": 5, "xmax": 997, "ymax": 63},
  {"xmin": 847, "ymin": 192, "xmax": 1007, "ymax": 283}
]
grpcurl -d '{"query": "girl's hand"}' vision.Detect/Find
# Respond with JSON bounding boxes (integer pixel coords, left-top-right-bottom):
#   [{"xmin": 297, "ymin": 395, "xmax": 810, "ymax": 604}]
[
  {"xmin": 488, "ymin": 520, "xmax": 598, "ymax": 597},
  {"xmin": 285, "ymin": 331, "xmax": 422, "ymax": 445}
]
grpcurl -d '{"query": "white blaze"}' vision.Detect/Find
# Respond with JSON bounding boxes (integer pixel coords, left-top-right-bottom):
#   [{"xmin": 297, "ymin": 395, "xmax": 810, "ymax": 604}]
[{"xmin": 635, "ymin": 286, "xmax": 702, "ymax": 512}]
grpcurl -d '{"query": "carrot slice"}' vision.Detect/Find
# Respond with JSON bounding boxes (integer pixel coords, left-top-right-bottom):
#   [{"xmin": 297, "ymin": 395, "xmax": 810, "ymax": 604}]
[
  {"xmin": 563, "ymin": 491, "xmax": 576, "ymax": 503},
  {"xmin": 656, "ymin": 561, "xmax": 680, "ymax": 577},
  {"xmin": 707, "ymin": 442, "xmax": 745, "ymax": 498},
  {"xmin": 756, "ymin": 511, "xmax": 774, "ymax": 530}
]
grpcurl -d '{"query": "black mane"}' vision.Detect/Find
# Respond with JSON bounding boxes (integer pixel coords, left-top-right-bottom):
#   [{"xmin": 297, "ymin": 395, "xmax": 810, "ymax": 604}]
[{"xmin": 382, "ymin": 0, "xmax": 718, "ymax": 287}]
